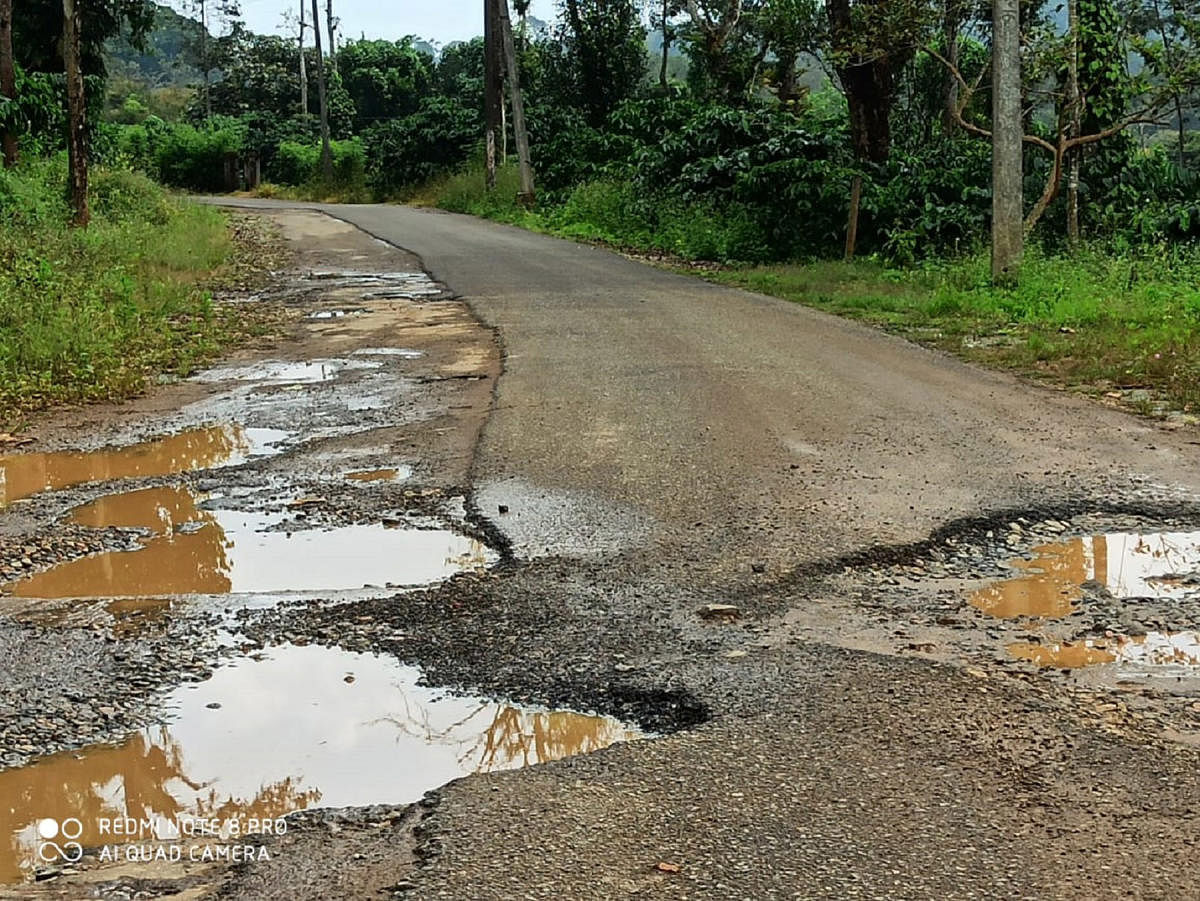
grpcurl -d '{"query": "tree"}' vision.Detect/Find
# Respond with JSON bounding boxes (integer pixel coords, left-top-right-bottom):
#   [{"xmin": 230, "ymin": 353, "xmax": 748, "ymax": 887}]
[
  {"xmin": 825, "ymin": 0, "xmax": 931, "ymax": 164},
  {"xmin": 559, "ymin": 0, "xmax": 647, "ymax": 125},
  {"xmin": 337, "ymin": 39, "xmax": 434, "ymax": 129},
  {"xmin": 992, "ymin": 0, "xmax": 1021, "ymax": 282},
  {"xmin": 63, "ymin": 0, "xmax": 89, "ymax": 226},
  {"xmin": 651, "ymin": 0, "xmax": 684, "ymax": 90},
  {"xmin": 15, "ymin": 0, "xmax": 155, "ymax": 76},
  {"xmin": 0, "ymin": 0, "xmax": 16, "ymax": 166}
]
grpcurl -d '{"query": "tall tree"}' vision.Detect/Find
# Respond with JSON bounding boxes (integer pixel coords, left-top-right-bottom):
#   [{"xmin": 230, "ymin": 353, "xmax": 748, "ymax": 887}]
[
  {"xmin": 62, "ymin": 0, "xmax": 89, "ymax": 226},
  {"xmin": 560, "ymin": 0, "xmax": 646, "ymax": 125},
  {"xmin": 0, "ymin": 0, "xmax": 16, "ymax": 166},
  {"xmin": 825, "ymin": 0, "xmax": 929, "ymax": 164},
  {"xmin": 991, "ymin": 0, "xmax": 1022, "ymax": 283},
  {"xmin": 309, "ymin": 0, "xmax": 332, "ymax": 179}
]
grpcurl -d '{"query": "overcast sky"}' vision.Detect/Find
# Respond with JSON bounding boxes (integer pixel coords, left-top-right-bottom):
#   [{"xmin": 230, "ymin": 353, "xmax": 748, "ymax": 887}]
[{"xmin": 229, "ymin": 0, "xmax": 559, "ymax": 47}]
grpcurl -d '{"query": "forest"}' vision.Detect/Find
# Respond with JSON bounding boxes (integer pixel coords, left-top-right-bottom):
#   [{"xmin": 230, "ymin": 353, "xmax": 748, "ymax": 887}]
[{"xmin": 2, "ymin": 0, "xmax": 1200, "ymax": 414}]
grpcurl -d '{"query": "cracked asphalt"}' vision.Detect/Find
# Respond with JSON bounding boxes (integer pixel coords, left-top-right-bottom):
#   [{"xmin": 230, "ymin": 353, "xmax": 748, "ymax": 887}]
[{"xmin": 195, "ymin": 201, "xmax": 1200, "ymax": 900}]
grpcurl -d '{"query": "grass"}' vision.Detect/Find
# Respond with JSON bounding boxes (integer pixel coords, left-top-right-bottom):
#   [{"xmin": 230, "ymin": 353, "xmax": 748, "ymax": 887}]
[
  {"xmin": 0, "ymin": 157, "xmax": 281, "ymax": 421},
  {"xmin": 708, "ymin": 249, "xmax": 1200, "ymax": 416},
  {"xmin": 412, "ymin": 158, "xmax": 1200, "ymax": 419}
]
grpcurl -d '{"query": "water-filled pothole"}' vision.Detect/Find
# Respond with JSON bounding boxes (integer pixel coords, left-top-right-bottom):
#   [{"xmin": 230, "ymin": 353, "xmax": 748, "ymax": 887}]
[
  {"xmin": 1008, "ymin": 631, "xmax": 1200, "ymax": 670},
  {"xmin": 193, "ymin": 360, "xmax": 380, "ymax": 384},
  {"xmin": 6, "ymin": 485, "xmax": 491, "ymax": 601},
  {"xmin": 345, "ymin": 468, "xmax": 409, "ymax": 483},
  {"xmin": 0, "ymin": 426, "xmax": 290, "ymax": 508},
  {"xmin": 0, "ymin": 643, "xmax": 638, "ymax": 884},
  {"xmin": 970, "ymin": 530, "xmax": 1200, "ymax": 618}
]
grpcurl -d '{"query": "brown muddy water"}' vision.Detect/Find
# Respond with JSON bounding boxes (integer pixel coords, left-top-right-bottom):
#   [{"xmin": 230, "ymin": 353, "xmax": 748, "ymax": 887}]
[
  {"xmin": 6, "ymin": 485, "xmax": 491, "ymax": 601},
  {"xmin": 971, "ymin": 530, "xmax": 1200, "ymax": 618},
  {"xmin": 0, "ymin": 643, "xmax": 639, "ymax": 884},
  {"xmin": 0, "ymin": 426, "xmax": 290, "ymax": 508},
  {"xmin": 970, "ymin": 530, "xmax": 1200, "ymax": 673}
]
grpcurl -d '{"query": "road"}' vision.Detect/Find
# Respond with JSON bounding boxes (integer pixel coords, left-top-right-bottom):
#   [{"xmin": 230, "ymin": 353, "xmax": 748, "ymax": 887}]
[{"xmin": 215, "ymin": 200, "xmax": 1200, "ymax": 900}]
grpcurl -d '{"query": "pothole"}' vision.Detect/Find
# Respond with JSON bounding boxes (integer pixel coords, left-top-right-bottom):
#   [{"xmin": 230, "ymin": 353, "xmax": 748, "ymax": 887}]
[
  {"xmin": 351, "ymin": 348, "xmax": 423, "ymax": 359},
  {"xmin": 345, "ymin": 468, "xmax": 410, "ymax": 484},
  {"xmin": 0, "ymin": 426, "xmax": 291, "ymax": 508},
  {"xmin": 5, "ymin": 485, "xmax": 493, "ymax": 603},
  {"xmin": 193, "ymin": 360, "xmax": 381, "ymax": 384},
  {"xmin": 963, "ymin": 527, "xmax": 1200, "ymax": 675},
  {"xmin": 971, "ymin": 530, "xmax": 1200, "ymax": 618},
  {"xmin": 0, "ymin": 643, "xmax": 640, "ymax": 885},
  {"xmin": 1008, "ymin": 632, "xmax": 1200, "ymax": 671}
]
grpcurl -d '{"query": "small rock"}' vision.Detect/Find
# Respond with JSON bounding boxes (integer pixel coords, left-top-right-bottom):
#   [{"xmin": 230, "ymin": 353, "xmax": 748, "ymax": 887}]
[
  {"xmin": 698, "ymin": 603, "xmax": 740, "ymax": 620},
  {"xmin": 206, "ymin": 702, "xmax": 222, "ymax": 710}
]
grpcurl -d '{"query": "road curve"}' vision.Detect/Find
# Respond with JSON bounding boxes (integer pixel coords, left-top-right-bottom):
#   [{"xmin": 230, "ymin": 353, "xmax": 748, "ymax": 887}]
[{"xmin": 214, "ymin": 199, "xmax": 1200, "ymax": 900}]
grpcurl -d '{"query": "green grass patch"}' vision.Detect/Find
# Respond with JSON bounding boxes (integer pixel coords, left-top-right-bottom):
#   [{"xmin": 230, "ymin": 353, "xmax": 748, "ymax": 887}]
[
  {"xmin": 709, "ymin": 248, "xmax": 1200, "ymax": 415},
  {"xmin": 0, "ymin": 157, "xmax": 271, "ymax": 421}
]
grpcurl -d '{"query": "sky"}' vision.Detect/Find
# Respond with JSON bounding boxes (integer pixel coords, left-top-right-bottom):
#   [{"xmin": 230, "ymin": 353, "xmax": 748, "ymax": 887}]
[{"xmin": 230, "ymin": 0, "xmax": 559, "ymax": 47}]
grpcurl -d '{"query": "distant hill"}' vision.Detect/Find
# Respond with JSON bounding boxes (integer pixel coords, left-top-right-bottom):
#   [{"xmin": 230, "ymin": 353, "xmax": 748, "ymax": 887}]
[{"xmin": 105, "ymin": 3, "xmax": 204, "ymax": 88}]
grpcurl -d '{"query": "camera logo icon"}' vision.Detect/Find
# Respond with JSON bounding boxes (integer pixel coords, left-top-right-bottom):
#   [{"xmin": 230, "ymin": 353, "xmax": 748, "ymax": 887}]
[{"xmin": 36, "ymin": 818, "xmax": 84, "ymax": 864}]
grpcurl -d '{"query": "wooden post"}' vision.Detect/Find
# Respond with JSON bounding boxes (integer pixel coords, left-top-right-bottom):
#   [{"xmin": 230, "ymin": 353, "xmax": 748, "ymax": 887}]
[
  {"xmin": 310, "ymin": 0, "xmax": 333, "ymax": 181},
  {"xmin": 991, "ymin": 0, "xmax": 1022, "ymax": 284},
  {"xmin": 844, "ymin": 175, "xmax": 862, "ymax": 261},
  {"xmin": 62, "ymin": 0, "xmax": 89, "ymax": 227},
  {"xmin": 0, "ymin": 0, "xmax": 17, "ymax": 167},
  {"xmin": 496, "ymin": 0, "xmax": 533, "ymax": 203}
]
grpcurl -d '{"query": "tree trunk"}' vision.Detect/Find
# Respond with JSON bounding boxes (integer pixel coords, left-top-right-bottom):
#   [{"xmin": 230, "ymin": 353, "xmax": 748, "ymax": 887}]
[
  {"xmin": 776, "ymin": 50, "xmax": 798, "ymax": 105},
  {"xmin": 0, "ymin": 0, "xmax": 17, "ymax": 167},
  {"xmin": 310, "ymin": 0, "xmax": 333, "ymax": 181},
  {"xmin": 827, "ymin": 0, "xmax": 897, "ymax": 164},
  {"xmin": 200, "ymin": 0, "xmax": 211, "ymax": 117},
  {"xmin": 62, "ymin": 0, "xmax": 89, "ymax": 226},
  {"xmin": 483, "ymin": 0, "xmax": 501, "ymax": 189},
  {"xmin": 659, "ymin": 0, "xmax": 670, "ymax": 90},
  {"xmin": 298, "ymin": 0, "xmax": 308, "ymax": 115},
  {"xmin": 991, "ymin": 0, "xmax": 1022, "ymax": 284},
  {"xmin": 1065, "ymin": 0, "xmax": 1080, "ymax": 247},
  {"xmin": 325, "ymin": 0, "xmax": 337, "ymax": 74},
  {"xmin": 942, "ymin": 2, "xmax": 960, "ymax": 134},
  {"xmin": 497, "ymin": 0, "xmax": 534, "ymax": 202}
]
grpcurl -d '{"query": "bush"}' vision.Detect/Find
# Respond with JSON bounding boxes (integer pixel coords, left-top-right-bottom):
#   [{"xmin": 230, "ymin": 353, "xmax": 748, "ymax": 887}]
[
  {"xmin": 89, "ymin": 168, "xmax": 173, "ymax": 225},
  {"xmin": 155, "ymin": 119, "xmax": 245, "ymax": 192},
  {"xmin": 364, "ymin": 95, "xmax": 478, "ymax": 195}
]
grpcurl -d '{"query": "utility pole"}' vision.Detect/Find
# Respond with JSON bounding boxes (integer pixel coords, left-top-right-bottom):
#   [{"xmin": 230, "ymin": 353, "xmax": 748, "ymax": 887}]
[
  {"xmin": 484, "ymin": 0, "xmax": 501, "ymax": 189},
  {"xmin": 991, "ymin": 0, "xmax": 1022, "ymax": 284},
  {"xmin": 496, "ymin": 0, "xmax": 533, "ymax": 202},
  {"xmin": 62, "ymin": 0, "xmax": 89, "ymax": 226},
  {"xmin": 310, "ymin": 0, "xmax": 333, "ymax": 180},
  {"xmin": 0, "ymin": 0, "xmax": 16, "ymax": 166},
  {"xmin": 325, "ymin": 0, "xmax": 337, "ymax": 74},
  {"xmin": 299, "ymin": 0, "xmax": 308, "ymax": 115}
]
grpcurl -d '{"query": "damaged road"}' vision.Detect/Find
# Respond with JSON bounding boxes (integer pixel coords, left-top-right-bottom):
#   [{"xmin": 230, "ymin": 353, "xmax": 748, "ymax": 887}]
[{"xmin": 3, "ymin": 201, "xmax": 1200, "ymax": 899}]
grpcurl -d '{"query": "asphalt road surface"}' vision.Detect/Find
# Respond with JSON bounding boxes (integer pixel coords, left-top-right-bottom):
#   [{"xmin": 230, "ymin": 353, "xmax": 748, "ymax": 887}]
[{"xmin": 215, "ymin": 200, "xmax": 1200, "ymax": 900}]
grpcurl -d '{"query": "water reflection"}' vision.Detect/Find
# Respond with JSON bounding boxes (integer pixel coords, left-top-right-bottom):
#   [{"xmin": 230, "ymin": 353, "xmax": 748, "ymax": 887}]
[
  {"xmin": 0, "ymin": 426, "xmax": 289, "ymax": 508},
  {"xmin": 0, "ymin": 645, "xmax": 638, "ymax": 883},
  {"xmin": 971, "ymin": 530, "xmax": 1200, "ymax": 618},
  {"xmin": 8, "ymin": 485, "xmax": 491, "ymax": 599}
]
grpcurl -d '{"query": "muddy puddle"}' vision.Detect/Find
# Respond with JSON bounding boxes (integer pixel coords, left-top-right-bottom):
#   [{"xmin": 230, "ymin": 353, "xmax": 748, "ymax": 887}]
[
  {"xmin": 0, "ymin": 643, "xmax": 638, "ymax": 884},
  {"xmin": 0, "ymin": 426, "xmax": 290, "ymax": 508},
  {"xmin": 6, "ymin": 485, "xmax": 491, "ymax": 603},
  {"xmin": 345, "ymin": 468, "xmax": 409, "ymax": 483},
  {"xmin": 971, "ymin": 530, "xmax": 1200, "ymax": 618},
  {"xmin": 1008, "ymin": 631, "xmax": 1200, "ymax": 671}
]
